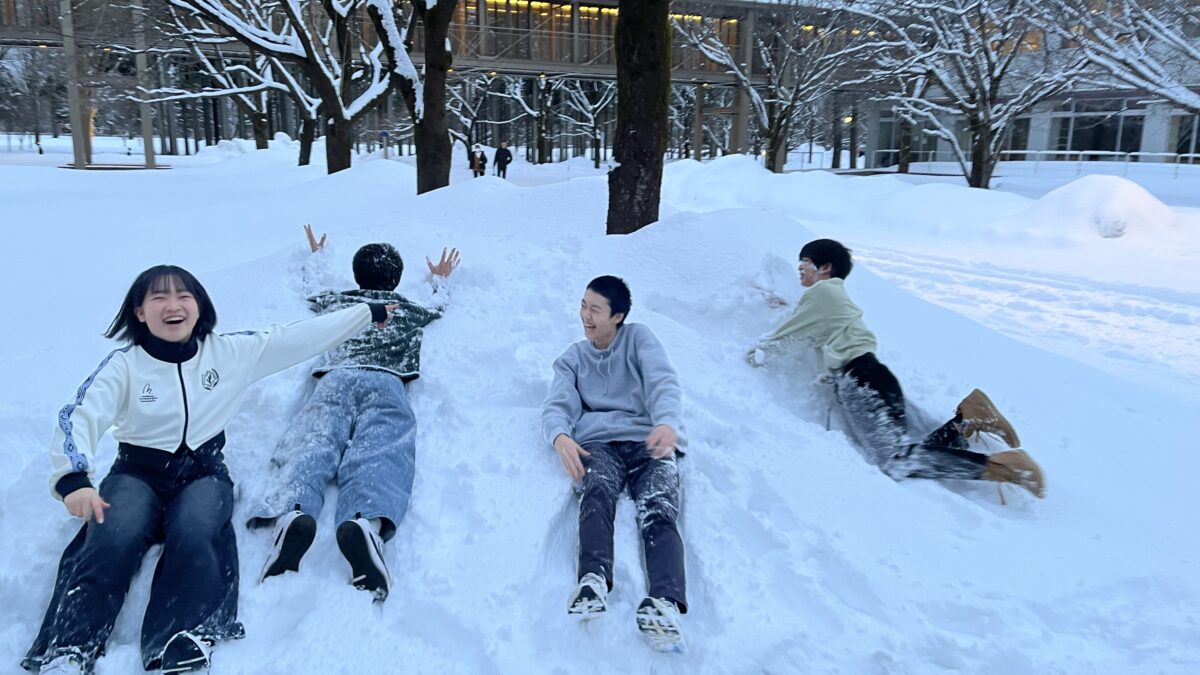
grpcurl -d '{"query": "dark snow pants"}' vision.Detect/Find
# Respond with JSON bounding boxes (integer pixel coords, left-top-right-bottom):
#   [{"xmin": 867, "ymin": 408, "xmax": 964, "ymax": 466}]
[
  {"xmin": 577, "ymin": 440, "xmax": 687, "ymax": 612},
  {"xmin": 24, "ymin": 435, "xmax": 243, "ymax": 672},
  {"xmin": 836, "ymin": 353, "xmax": 988, "ymax": 482}
]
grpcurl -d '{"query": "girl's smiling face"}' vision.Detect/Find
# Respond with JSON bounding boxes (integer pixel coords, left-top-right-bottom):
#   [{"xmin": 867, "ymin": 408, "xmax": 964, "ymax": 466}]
[{"xmin": 135, "ymin": 276, "xmax": 200, "ymax": 342}]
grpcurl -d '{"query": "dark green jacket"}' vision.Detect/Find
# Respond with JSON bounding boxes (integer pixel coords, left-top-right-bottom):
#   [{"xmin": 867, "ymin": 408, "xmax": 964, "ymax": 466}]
[{"xmin": 308, "ymin": 286, "xmax": 444, "ymax": 382}]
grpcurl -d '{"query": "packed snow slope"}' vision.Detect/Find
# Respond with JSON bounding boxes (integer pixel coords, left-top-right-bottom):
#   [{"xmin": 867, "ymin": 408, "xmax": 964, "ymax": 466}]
[{"xmin": 0, "ymin": 146, "xmax": 1197, "ymax": 674}]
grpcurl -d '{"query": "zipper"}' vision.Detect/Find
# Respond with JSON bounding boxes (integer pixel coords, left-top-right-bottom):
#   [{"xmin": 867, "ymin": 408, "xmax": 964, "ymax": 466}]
[{"xmin": 177, "ymin": 363, "xmax": 190, "ymax": 450}]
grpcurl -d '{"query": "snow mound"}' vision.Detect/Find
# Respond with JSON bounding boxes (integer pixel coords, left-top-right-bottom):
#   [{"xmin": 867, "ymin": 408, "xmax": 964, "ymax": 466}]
[{"xmin": 1018, "ymin": 175, "xmax": 1178, "ymax": 239}]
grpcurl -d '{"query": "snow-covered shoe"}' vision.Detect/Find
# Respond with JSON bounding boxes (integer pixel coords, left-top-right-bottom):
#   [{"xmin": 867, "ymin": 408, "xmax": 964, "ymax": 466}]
[
  {"xmin": 636, "ymin": 597, "xmax": 685, "ymax": 653},
  {"xmin": 336, "ymin": 517, "xmax": 390, "ymax": 600},
  {"xmin": 160, "ymin": 631, "xmax": 212, "ymax": 674},
  {"xmin": 566, "ymin": 572, "xmax": 608, "ymax": 619},
  {"xmin": 259, "ymin": 508, "xmax": 317, "ymax": 582},
  {"xmin": 39, "ymin": 654, "xmax": 84, "ymax": 675},
  {"xmin": 957, "ymin": 389, "xmax": 1020, "ymax": 448},
  {"xmin": 982, "ymin": 450, "xmax": 1045, "ymax": 498}
]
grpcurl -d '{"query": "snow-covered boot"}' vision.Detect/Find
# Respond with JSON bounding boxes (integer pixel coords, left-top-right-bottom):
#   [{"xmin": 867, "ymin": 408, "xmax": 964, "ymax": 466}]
[
  {"xmin": 39, "ymin": 654, "xmax": 84, "ymax": 675},
  {"xmin": 957, "ymin": 389, "xmax": 1021, "ymax": 448},
  {"xmin": 982, "ymin": 450, "xmax": 1045, "ymax": 498},
  {"xmin": 160, "ymin": 631, "xmax": 212, "ymax": 674},
  {"xmin": 336, "ymin": 517, "xmax": 390, "ymax": 600},
  {"xmin": 259, "ymin": 508, "xmax": 317, "ymax": 582},
  {"xmin": 566, "ymin": 572, "xmax": 608, "ymax": 619},
  {"xmin": 636, "ymin": 597, "xmax": 685, "ymax": 653}
]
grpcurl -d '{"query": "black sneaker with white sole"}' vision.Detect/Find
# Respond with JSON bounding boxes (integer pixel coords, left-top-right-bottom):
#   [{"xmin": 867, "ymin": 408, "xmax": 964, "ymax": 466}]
[
  {"xmin": 336, "ymin": 517, "xmax": 390, "ymax": 600},
  {"xmin": 259, "ymin": 509, "xmax": 317, "ymax": 583},
  {"xmin": 161, "ymin": 631, "xmax": 212, "ymax": 674}
]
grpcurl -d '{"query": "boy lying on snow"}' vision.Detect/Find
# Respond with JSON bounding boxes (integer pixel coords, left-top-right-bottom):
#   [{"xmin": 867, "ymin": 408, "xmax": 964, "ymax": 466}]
[
  {"xmin": 747, "ymin": 238, "xmax": 1045, "ymax": 498},
  {"xmin": 249, "ymin": 225, "xmax": 460, "ymax": 600}
]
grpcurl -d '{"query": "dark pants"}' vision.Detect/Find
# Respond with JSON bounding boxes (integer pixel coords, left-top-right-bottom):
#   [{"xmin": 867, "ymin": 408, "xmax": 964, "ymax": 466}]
[
  {"xmin": 23, "ymin": 436, "xmax": 243, "ymax": 672},
  {"xmin": 577, "ymin": 440, "xmax": 687, "ymax": 612},
  {"xmin": 837, "ymin": 353, "xmax": 988, "ymax": 481},
  {"xmin": 496, "ymin": 164, "xmax": 508, "ymax": 178}
]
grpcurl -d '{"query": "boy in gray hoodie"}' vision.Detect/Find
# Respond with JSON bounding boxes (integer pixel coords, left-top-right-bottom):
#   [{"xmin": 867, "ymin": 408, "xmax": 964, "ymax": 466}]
[{"xmin": 541, "ymin": 275, "xmax": 688, "ymax": 653}]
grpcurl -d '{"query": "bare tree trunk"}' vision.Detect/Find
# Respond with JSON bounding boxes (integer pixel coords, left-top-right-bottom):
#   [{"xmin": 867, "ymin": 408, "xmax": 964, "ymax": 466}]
[
  {"xmin": 251, "ymin": 112, "xmax": 270, "ymax": 150},
  {"xmin": 299, "ymin": 115, "xmax": 316, "ymax": 166},
  {"xmin": 606, "ymin": 0, "xmax": 670, "ymax": 235},
  {"xmin": 969, "ymin": 121, "xmax": 993, "ymax": 188},
  {"xmin": 898, "ymin": 116, "xmax": 912, "ymax": 174},
  {"xmin": 410, "ymin": 0, "xmax": 457, "ymax": 193},
  {"xmin": 325, "ymin": 115, "xmax": 353, "ymax": 173}
]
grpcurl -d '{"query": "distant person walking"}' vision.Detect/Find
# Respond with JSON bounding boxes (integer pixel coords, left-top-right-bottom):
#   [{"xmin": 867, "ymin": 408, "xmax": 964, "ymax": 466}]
[
  {"xmin": 470, "ymin": 144, "xmax": 488, "ymax": 178},
  {"xmin": 494, "ymin": 141, "xmax": 513, "ymax": 179}
]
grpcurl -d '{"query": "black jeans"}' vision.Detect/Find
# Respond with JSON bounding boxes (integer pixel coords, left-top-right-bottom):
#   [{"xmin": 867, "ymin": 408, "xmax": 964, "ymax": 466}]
[
  {"xmin": 24, "ymin": 435, "xmax": 243, "ymax": 672},
  {"xmin": 577, "ymin": 440, "xmax": 687, "ymax": 612},
  {"xmin": 496, "ymin": 164, "xmax": 508, "ymax": 178},
  {"xmin": 837, "ymin": 353, "xmax": 988, "ymax": 481}
]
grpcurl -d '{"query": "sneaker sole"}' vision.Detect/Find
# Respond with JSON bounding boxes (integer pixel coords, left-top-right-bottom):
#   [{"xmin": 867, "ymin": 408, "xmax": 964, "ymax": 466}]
[
  {"xmin": 336, "ymin": 520, "xmax": 390, "ymax": 600},
  {"xmin": 637, "ymin": 610, "xmax": 684, "ymax": 653},
  {"xmin": 161, "ymin": 635, "xmax": 210, "ymax": 673},
  {"xmin": 259, "ymin": 513, "xmax": 317, "ymax": 582},
  {"xmin": 567, "ymin": 597, "xmax": 606, "ymax": 620}
]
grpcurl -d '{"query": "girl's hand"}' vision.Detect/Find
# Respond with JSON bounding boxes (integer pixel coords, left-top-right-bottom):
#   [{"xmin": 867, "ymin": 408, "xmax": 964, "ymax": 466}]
[{"xmin": 64, "ymin": 487, "xmax": 111, "ymax": 524}]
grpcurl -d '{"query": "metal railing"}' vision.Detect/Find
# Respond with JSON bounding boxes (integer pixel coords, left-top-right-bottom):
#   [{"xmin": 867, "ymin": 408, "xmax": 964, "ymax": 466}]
[{"xmin": 872, "ymin": 148, "xmax": 1200, "ymax": 179}]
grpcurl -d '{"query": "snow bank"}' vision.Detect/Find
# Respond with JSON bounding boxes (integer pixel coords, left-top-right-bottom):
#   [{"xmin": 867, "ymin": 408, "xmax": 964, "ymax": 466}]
[{"xmin": 1013, "ymin": 174, "xmax": 1179, "ymax": 239}]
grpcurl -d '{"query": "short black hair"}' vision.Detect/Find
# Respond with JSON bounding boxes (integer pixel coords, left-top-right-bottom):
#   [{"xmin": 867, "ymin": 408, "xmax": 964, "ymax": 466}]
[
  {"xmin": 353, "ymin": 243, "xmax": 404, "ymax": 291},
  {"xmin": 106, "ymin": 265, "xmax": 217, "ymax": 344},
  {"xmin": 586, "ymin": 275, "xmax": 631, "ymax": 326},
  {"xmin": 799, "ymin": 239, "xmax": 854, "ymax": 279}
]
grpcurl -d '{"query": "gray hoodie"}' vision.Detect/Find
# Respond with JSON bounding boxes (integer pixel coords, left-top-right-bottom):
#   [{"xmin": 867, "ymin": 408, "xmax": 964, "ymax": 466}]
[{"xmin": 541, "ymin": 322, "xmax": 685, "ymax": 450}]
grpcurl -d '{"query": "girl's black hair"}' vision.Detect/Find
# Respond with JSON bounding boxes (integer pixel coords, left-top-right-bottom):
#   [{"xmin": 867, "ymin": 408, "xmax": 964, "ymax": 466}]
[
  {"xmin": 586, "ymin": 275, "xmax": 632, "ymax": 326},
  {"xmin": 105, "ymin": 265, "xmax": 218, "ymax": 344}
]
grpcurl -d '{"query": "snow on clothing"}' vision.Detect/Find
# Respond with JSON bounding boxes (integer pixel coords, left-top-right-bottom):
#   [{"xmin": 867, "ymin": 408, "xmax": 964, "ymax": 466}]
[
  {"xmin": 47, "ymin": 303, "xmax": 380, "ymax": 499},
  {"xmin": 837, "ymin": 353, "xmax": 987, "ymax": 481},
  {"xmin": 541, "ymin": 322, "xmax": 685, "ymax": 451},
  {"xmin": 27, "ymin": 303, "xmax": 381, "ymax": 672},
  {"xmin": 748, "ymin": 277, "xmax": 877, "ymax": 372},
  {"xmin": 541, "ymin": 323, "xmax": 688, "ymax": 611},
  {"xmin": 750, "ymin": 282, "xmax": 987, "ymax": 480},
  {"xmin": 578, "ymin": 440, "xmax": 686, "ymax": 611},
  {"xmin": 24, "ymin": 436, "xmax": 241, "ymax": 672},
  {"xmin": 251, "ymin": 369, "xmax": 417, "ymax": 541},
  {"xmin": 306, "ymin": 285, "xmax": 444, "ymax": 382},
  {"xmin": 249, "ymin": 285, "xmax": 443, "ymax": 537}
]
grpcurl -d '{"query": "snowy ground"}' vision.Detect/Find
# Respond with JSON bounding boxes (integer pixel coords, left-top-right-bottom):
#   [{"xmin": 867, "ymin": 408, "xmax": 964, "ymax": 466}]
[{"xmin": 0, "ymin": 140, "xmax": 1197, "ymax": 674}]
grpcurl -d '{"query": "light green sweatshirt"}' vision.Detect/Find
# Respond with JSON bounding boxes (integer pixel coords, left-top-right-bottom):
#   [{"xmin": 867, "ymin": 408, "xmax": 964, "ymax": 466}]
[{"xmin": 748, "ymin": 278, "xmax": 877, "ymax": 372}]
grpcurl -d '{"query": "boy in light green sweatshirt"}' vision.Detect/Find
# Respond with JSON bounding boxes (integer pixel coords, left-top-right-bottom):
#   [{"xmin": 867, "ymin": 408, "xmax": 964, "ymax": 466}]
[{"xmin": 749, "ymin": 239, "xmax": 1044, "ymax": 498}]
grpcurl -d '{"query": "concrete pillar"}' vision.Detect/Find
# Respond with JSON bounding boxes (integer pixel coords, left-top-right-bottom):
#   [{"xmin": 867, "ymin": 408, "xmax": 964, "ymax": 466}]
[
  {"xmin": 1140, "ymin": 103, "xmax": 1172, "ymax": 154},
  {"xmin": 1027, "ymin": 103, "xmax": 1054, "ymax": 152}
]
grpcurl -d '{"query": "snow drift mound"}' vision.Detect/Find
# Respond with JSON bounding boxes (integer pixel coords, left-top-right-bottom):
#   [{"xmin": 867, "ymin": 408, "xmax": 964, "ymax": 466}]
[{"xmin": 1016, "ymin": 174, "xmax": 1178, "ymax": 238}]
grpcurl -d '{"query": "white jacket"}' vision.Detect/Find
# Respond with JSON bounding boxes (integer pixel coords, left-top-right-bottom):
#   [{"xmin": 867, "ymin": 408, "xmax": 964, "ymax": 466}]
[{"xmin": 49, "ymin": 304, "xmax": 373, "ymax": 499}]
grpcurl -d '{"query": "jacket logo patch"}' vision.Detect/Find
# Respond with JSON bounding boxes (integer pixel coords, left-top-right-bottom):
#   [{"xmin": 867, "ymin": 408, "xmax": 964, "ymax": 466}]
[
  {"xmin": 139, "ymin": 385, "xmax": 157, "ymax": 403},
  {"xmin": 202, "ymin": 369, "xmax": 220, "ymax": 391}
]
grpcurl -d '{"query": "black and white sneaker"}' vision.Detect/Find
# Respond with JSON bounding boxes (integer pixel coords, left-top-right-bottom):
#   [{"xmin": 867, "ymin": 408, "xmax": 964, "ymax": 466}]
[
  {"xmin": 636, "ymin": 597, "xmax": 685, "ymax": 653},
  {"xmin": 259, "ymin": 509, "xmax": 317, "ymax": 583},
  {"xmin": 38, "ymin": 653, "xmax": 84, "ymax": 675},
  {"xmin": 161, "ymin": 631, "xmax": 212, "ymax": 673},
  {"xmin": 566, "ymin": 572, "xmax": 608, "ymax": 619},
  {"xmin": 336, "ymin": 517, "xmax": 390, "ymax": 600}
]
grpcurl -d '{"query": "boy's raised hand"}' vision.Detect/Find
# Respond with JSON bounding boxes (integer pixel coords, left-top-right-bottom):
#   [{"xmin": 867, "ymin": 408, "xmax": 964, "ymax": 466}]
[
  {"xmin": 426, "ymin": 247, "xmax": 461, "ymax": 278},
  {"xmin": 304, "ymin": 223, "xmax": 327, "ymax": 253}
]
